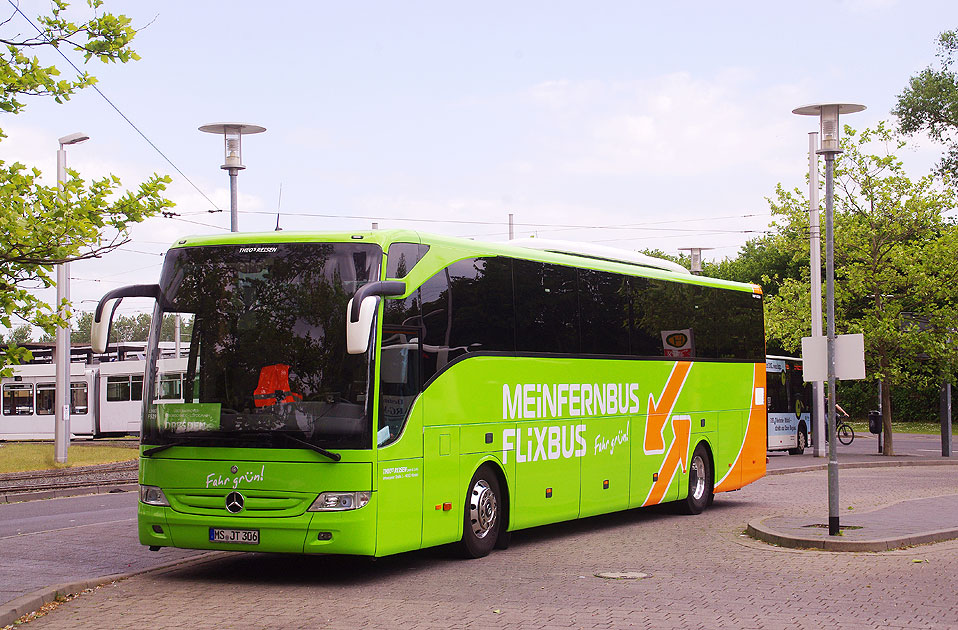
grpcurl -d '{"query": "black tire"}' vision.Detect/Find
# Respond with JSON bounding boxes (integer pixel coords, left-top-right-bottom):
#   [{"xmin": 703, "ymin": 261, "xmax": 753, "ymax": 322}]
[
  {"xmin": 459, "ymin": 465, "xmax": 502, "ymax": 558},
  {"xmin": 838, "ymin": 423, "xmax": 854, "ymax": 445},
  {"xmin": 678, "ymin": 443, "xmax": 713, "ymax": 515},
  {"xmin": 788, "ymin": 425, "xmax": 808, "ymax": 455}
]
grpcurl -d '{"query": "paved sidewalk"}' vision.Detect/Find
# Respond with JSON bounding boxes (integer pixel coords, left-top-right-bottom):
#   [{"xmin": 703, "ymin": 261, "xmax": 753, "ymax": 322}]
[
  {"xmin": 747, "ymin": 491, "xmax": 958, "ymax": 551},
  {"xmin": 752, "ymin": 431, "xmax": 958, "ymax": 551}
]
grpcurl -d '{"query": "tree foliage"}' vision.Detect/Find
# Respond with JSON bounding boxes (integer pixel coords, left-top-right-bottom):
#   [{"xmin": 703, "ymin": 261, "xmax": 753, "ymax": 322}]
[
  {"xmin": 893, "ymin": 29, "xmax": 958, "ymax": 177},
  {"xmin": 760, "ymin": 123, "xmax": 956, "ymax": 454},
  {"xmin": 0, "ymin": 0, "xmax": 173, "ymax": 376}
]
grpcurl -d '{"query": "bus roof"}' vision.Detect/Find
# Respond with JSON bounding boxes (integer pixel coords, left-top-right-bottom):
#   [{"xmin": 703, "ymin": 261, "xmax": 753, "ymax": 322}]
[{"xmin": 167, "ymin": 229, "xmax": 762, "ymax": 294}]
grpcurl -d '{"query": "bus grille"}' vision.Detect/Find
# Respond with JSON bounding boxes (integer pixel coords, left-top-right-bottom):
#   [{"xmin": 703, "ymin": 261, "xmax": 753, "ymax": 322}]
[{"xmin": 168, "ymin": 490, "xmax": 312, "ymax": 517}]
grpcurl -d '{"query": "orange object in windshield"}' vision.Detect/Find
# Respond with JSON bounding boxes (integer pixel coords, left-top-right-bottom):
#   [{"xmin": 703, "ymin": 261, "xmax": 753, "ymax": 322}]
[{"xmin": 253, "ymin": 364, "xmax": 302, "ymax": 407}]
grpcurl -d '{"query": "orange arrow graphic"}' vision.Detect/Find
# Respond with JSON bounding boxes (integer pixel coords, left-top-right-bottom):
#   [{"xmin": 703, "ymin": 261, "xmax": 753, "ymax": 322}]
[
  {"xmin": 643, "ymin": 416, "xmax": 691, "ymax": 507},
  {"xmin": 644, "ymin": 361, "xmax": 692, "ymax": 454}
]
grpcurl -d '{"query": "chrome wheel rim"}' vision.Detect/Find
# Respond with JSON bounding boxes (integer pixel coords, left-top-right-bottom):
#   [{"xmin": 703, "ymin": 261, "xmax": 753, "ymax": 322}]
[
  {"xmin": 469, "ymin": 479, "xmax": 497, "ymax": 539},
  {"xmin": 690, "ymin": 454, "xmax": 706, "ymax": 501}
]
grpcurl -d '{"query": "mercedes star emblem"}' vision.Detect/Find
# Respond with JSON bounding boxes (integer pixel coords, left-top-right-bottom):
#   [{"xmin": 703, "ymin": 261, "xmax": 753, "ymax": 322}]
[{"xmin": 225, "ymin": 491, "xmax": 245, "ymax": 513}]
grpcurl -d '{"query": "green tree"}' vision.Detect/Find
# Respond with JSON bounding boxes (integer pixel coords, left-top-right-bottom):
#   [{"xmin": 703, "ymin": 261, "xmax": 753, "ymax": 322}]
[
  {"xmin": 71, "ymin": 310, "xmax": 191, "ymax": 344},
  {"xmin": 893, "ymin": 29, "xmax": 958, "ymax": 177},
  {"xmin": 763, "ymin": 123, "xmax": 956, "ymax": 455},
  {"xmin": 0, "ymin": 0, "xmax": 173, "ymax": 376},
  {"xmin": 4, "ymin": 324, "xmax": 33, "ymax": 345}
]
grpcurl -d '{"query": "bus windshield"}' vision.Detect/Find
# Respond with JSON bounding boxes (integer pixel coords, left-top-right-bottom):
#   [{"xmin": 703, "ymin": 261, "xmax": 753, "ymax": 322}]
[{"xmin": 143, "ymin": 242, "xmax": 381, "ymax": 451}]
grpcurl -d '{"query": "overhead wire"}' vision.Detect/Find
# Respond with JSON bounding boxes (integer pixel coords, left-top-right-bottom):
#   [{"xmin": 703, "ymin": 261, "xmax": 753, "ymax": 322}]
[{"xmin": 6, "ymin": 0, "xmax": 221, "ymax": 215}]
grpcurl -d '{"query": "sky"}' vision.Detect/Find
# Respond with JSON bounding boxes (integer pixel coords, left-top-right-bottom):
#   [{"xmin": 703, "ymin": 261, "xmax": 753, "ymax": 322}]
[{"xmin": 1, "ymin": 0, "xmax": 956, "ymax": 330}]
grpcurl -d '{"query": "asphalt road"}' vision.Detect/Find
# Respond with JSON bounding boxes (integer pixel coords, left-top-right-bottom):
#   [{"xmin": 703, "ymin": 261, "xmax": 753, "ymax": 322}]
[{"xmin": 0, "ymin": 491, "xmax": 202, "ymax": 607}]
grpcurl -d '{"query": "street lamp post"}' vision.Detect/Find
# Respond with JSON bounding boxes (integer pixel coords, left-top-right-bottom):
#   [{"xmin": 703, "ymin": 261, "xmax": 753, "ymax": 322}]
[
  {"xmin": 807, "ymin": 132, "xmax": 827, "ymax": 458},
  {"xmin": 55, "ymin": 131, "xmax": 90, "ymax": 464},
  {"xmin": 793, "ymin": 103, "xmax": 865, "ymax": 536},
  {"xmin": 678, "ymin": 247, "xmax": 714, "ymax": 275},
  {"xmin": 199, "ymin": 123, "xmax": 266, "ymax": 232}
]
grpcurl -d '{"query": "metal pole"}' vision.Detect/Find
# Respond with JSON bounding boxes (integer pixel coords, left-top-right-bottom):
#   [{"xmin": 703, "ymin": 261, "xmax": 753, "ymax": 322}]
[
  {"xmin": 824, "ymin": 151, "xmax": 839, "ymax": 536},
  {"xmin": 174, "ymin": 314, "xmax": 181, "ymax": 359},
  {"xmin": 55, "ymin": 147, "xmax": 71, "ymax": 463},
  {"xmin": 942, "ymin": 382, "xmax": 953, "ymax": 457},
  {"xmin": 229, "ymin": 168, "xmax": 239, "ymax": 232},
  {"xmin": 508, "ymin": 213, "xmax": 514, "ymax": 240},
  {"xmin": 808, "ymin": 132, "xmax": 826, "ymax": 457}
]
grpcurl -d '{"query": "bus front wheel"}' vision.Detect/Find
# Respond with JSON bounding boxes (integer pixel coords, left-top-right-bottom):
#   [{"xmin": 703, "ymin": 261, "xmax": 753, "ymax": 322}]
[
  {"xmin": 678, "ymin": 443, "xmax": 713, "ymax": 515},
  {"xmin": 459, "ymin": 465, "xmax": 501, "ymax": 558}
]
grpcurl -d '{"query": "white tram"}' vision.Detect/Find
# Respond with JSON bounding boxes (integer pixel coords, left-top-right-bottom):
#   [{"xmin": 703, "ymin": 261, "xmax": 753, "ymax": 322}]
[{"xmin": 0, "ymin": 357, "xmax": 186, "ymax": 440}]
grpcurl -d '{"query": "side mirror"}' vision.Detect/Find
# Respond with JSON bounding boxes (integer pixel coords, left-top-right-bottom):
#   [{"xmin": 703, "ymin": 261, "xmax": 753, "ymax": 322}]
[
  {"xmin": 345, "ymin": 281, "xmax": 406, "ymax": 355},
  {"xmin": 346, "ymin": 296, "xmax": 380, "ymax": 354},
  {"xmin": 91, "ymin": 284, "xmax": 161, "ymax": 353}
]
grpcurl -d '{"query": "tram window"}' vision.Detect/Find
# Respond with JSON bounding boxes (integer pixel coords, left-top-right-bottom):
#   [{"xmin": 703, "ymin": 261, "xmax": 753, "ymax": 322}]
[
  {"xmin": 2, "ymin": 383, "xmax": 34, "ymax": 415},
  {"xmin": 106, "ymin": 376, "xmax": 131, "ymax": 402},
  {"xmin": 37, "ymin": 383, "xmax": 55, "ymax": 415},
  {"xmin": 159, "ymin": 375, "xmax": 182, "ymax": 400},
  {"xmin": 71, "ymin": 382, "xmax": 89, "ymax": 414},
  {"xmin": 131, "ymin": 375, "xmax": 143, "ymax": 401}
]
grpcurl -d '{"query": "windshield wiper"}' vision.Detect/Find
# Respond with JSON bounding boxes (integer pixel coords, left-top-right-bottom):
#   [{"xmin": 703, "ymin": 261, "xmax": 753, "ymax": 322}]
[
  {"xmin": 274, "ymin": 432, "xmax": 342, "ymax": 462},
  {"xmin": 143, "ymin": 441, "xmax": 190, "ymax": 457}
]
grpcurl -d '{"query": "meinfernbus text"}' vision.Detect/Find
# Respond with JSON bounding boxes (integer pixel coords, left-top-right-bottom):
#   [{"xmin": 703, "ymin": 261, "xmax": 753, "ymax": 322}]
[{"xmin": 90, "ymin": 230, "xmax": 767, "ymax": 558}]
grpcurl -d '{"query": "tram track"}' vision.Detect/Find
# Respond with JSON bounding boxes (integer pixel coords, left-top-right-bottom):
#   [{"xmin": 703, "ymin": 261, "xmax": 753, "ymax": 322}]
[{"xmin": 0, "ymin": 460, "xmax": 138, "ymax": 496}]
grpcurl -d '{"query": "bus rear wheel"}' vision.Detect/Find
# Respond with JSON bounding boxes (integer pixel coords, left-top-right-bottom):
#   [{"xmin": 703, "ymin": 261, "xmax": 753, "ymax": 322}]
[
  {"xmin": 678, "ymin": 443, "xmax": 713, "ymax": 515},
  {"xmin": 459, "ymin": 465, "xmax": 501, "ymax": 558},
  {"xmin": 789, "ymin": 425, "xmax": 808, "ymax": 455}
]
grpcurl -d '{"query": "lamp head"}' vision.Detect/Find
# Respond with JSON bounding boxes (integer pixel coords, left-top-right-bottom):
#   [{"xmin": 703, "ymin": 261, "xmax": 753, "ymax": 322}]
[
  {"xmin": 199, "ymin": 122, "xmax": 266, "ymax": 171},
  {"xmin": 58, "ymin": 132, "xmax": 90, "ymax": 147},
  {"xmin": 792, "ymin": 103, "xmax": 866, "ymax": 153}
]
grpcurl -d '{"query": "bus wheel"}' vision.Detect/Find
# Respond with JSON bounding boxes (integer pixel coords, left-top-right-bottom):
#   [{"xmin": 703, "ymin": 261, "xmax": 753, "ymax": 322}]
[
  {"xmin": 789, "ymin": 426, "xmax": 807, "ymax": 455},
  {"xmin": 679, "ymin": 443, "xmax": 713, "ymax": 515},
  {"xmin": 459, "ymin": 465, "xmax": 501, "ymax": 558}
]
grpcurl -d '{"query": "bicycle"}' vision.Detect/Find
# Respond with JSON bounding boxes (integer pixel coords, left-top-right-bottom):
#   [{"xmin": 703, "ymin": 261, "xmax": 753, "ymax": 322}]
[
  {"xmin": 836, "ymin": 418, "xmax": 855, "ymax": 445},
  {"xmin": 824, "ymin": 413, "xmax": 855, "ymax": 445}
]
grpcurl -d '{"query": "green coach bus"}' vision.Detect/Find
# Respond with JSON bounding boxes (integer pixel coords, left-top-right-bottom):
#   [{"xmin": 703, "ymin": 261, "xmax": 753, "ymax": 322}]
[{"xmin": 91, "ymin": 230, "xmax": 767, "ymax": 558}]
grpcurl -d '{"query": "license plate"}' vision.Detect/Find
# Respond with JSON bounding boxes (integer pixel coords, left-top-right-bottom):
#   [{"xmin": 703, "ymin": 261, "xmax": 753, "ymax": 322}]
[{"xmin": 209, "ymin": 527, "xmax": 259, "ymax": 544}]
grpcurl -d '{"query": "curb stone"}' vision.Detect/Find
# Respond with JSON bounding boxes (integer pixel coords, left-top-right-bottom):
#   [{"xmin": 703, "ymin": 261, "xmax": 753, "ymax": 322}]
[
  {"xmin": 0, "ymin": 552, "xmax": 224, "ymax": 628},
  {"xmin": 0, "ymin": 483, "xmax": 138, "ymax": 504},
  {"xmin": 746, "ymin": 519, "xmax": 958, "ymax": 552},
  {"xmin": 766, "ymin": 457, "xmax": 958, "ymax": 476}
]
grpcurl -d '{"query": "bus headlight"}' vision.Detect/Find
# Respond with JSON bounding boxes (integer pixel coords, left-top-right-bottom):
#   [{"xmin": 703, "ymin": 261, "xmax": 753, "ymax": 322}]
[
  {"xmin": 307, "ymin": 491, "xmax": 371, "ymax": 511},
  {"xmin": 140, "ymin": 485, "xmax": 170, "ymax": 507}
]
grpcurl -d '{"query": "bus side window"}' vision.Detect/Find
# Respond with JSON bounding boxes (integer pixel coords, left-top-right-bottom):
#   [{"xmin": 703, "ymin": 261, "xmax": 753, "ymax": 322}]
[
  {"xmin": 514, "ymin": 260, "xmax": 578, "ymax": 354},
  {"xmin": 386, "ymin": 242, "xmax": 430, "ymax": 279},
  {"xmin": 378, "ymin": 327, "xmax": 422, "ymax": 446}
]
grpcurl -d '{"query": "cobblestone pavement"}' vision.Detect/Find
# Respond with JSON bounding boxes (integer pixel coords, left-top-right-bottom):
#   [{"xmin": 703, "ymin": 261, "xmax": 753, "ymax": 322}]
[{"xmin": 16, "ymin": 464, "xmax": 958, "ymax": 630}]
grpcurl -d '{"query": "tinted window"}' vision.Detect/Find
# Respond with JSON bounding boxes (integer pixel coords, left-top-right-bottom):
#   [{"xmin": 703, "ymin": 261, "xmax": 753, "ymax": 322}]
[
  {"xmin": 578, "ymin": 269, "xmax": 630, "ymax": 355},
  {"xmin": 386, "ymin": 242, "xmax": 429, "ymax": 279},
  {"xmin": 632, "ymin": 280, "xmax": 764, "ymax": 360},
  {"xmin": 514, "ymin": 260, "xmax": 578, "ymax": 354}
]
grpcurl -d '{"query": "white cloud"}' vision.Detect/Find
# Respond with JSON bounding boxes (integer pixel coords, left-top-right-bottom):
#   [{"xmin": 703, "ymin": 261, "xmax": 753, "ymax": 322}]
[{"xmin": 522, "ymin": 70, "xmax": 809, "ymax": 179}]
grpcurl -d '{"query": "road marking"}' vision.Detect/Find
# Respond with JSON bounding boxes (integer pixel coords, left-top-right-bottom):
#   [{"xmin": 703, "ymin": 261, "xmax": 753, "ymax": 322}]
[{"xmin": 0, "ymin": 517, "xmax": 134, "ymax": 539}]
